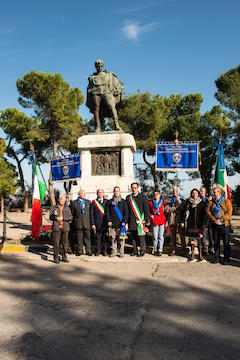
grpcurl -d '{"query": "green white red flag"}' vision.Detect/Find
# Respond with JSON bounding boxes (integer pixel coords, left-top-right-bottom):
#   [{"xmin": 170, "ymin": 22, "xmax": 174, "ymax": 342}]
[
  {"xmin": 215, "ymin": 143, "xmax": 231, "ymax": 202},
  {"xmin": 31, "ymin": 159, "xmax": 47, "ymax": 240}
]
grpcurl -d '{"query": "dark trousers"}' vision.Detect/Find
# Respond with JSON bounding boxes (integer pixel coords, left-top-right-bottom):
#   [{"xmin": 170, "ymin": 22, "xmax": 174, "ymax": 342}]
[
  {"xmin": 202, "ymin": 221, "xmax": 214, "ymax": 253},
  {"xmin": 170, "ymin": 224, "xmax": 186, "ymax": 254},
  {"xmin": 52, "ymin": 230, "xmax": 68, "ymax": 258},
  {"xmin": 96, "ymin": 230, "xmax": 107, "ymax": 252},
  {"xmin": 76, "ymin": 228, "xmax": 91, "ymax": 253},
  {"xmin": 69, "ymin": 224, "xmax": 77, "ymax": 251},
  {"xmin": 212, "ymin": 224, "xmax": 230, "ymax": 260},
  {"xmin": 131, "ymin": 230, "xmax": 146, "ymax": 253}
]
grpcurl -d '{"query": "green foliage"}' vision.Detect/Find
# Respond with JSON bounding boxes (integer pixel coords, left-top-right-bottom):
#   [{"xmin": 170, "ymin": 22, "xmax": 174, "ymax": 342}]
[
  {"xmin": 16, "ymin": 71, "xmax": 86, "ymax": 154},
  {"xmin": 119, "ymin": 92, "xmax": 203, "ymax": 155},
  {"xmin": 0, "ymin": 109, "xmax": 44, "ymax": 211},
  {"xmin": 0, "ymin": 144, "xmax": 17, "ymax": 198},
  {"xmin": 198, "ymin": 106, "xmax": 231, "ymax": 191},
  {"xmin": 215, "ymin": 65, "xmax": 240, "ymax": 173},
  {"xmin": 118, "ymin": 92, "xmax": 203, "ymax": 189},
  {"xmin": 215, "ymin": 64, "xmax": 240, "ymax": 122},
  {"xmin": 0, "ymin": 108, "xmax": 43, "ymax": 157},
  {"xmin": 0, "ymin": 138, "xmax": 6, "ymax": 157}
]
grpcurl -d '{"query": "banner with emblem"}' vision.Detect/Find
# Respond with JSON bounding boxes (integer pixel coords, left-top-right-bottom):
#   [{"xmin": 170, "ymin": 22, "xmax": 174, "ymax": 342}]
[
  {"xmin": 51, "ymin": 155, "xmax": 81, "ymax": 182},
  {"xmin": 156, "ymin": 142, "xmax": 199, "ymax": 172}
]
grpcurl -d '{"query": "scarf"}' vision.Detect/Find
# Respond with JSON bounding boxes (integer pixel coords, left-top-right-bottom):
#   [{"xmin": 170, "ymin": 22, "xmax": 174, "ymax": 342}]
[
  {"xmin": 112, "ymin": 196, "xmax": 121, "ymax": 206},
  {"xmin": 213, "ymin": 195, "xmax": 225, "ymax": 217},
  {"xmin": 65, "ymin": 199, "xmax": 72, "ymax": 207},
  {"xmin": 200, "ymin": 195, "xmax": 208, "ymax": 202},
  {"xmin": 170, "ymin": 194, "xmax": 183, "ymax": 207},
  {"xmin": 58, "ymin": 204, "xmax": 64, "ymax": 229},
  {"xmin": 77, "ymin": 197, "xmax": 87, "ymax": 214},
  {"xmin": 189, "ymin": 197, "xmax": 202, "ymax": 208},
  {"xmin": 152, "ymin": 198, "xmax": 163, "ymax": 215}
]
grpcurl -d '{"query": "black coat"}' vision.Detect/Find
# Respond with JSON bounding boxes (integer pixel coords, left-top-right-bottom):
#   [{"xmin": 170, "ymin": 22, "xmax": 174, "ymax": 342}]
[
  {"xmin": 71, "ymin": 199, "xmax": 91, "ymax": 230},
  {"xmin": 126, "ymin": 193, "xmax": 149, "ymax": 231},
  {"xmin": 105, "ymin": 198, "xmax": 129, "ymax": 229},
  {"xmin": 182, "ymin": 199, "xmax": 206, "ymax": 231},
  {"xmin": 50, "ymin": 205, "xmax": 73, "ymax": 232},
  {"xmin": 165, "ymin": 198, "xmax": 186, "ymax": 226},
  {"xmin": 90, "ymin": 198, "xmax": 107, "ymax": 231}
]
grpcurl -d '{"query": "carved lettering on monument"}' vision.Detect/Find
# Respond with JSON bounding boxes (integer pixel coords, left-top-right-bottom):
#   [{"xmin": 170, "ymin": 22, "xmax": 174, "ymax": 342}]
[{"xmin": 91, "ymin": 151, "xmax": 120, "ymax": 176}]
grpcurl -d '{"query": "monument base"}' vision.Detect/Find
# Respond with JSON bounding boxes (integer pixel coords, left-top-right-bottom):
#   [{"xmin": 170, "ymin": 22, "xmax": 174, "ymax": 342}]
[{"xmin": 72, "ymin": 131, "xmax": 136, "ymax": 200}]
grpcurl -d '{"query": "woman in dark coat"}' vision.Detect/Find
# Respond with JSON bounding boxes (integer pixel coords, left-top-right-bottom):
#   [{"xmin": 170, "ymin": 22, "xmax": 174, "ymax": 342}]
[{"xmin": 181, "ymin": 189, "xmax": 206, "ymax": 261}]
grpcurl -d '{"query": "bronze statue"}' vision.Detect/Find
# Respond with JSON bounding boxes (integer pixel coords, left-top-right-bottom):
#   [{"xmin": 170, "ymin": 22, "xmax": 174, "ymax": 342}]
[{"xmin": 86, "ymin": 59, "xmax": 124, "ymax": 132}]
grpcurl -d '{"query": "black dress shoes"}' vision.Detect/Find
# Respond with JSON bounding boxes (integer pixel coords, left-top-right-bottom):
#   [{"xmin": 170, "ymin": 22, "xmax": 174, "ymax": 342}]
[
  {"xmin": 222, "ymin": 258, "xmax": 230, "ymax": 265},
  {"xmin": 130, "ymin": 252, "xmax": 137, "ymax": 256}
]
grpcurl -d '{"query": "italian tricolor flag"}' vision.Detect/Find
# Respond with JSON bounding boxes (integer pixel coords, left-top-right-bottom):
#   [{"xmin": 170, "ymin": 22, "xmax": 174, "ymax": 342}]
[
  {"xmin": 215, "ymin": 143, "xmax": 231, "ymax": 202},
  {"xmin": 31, "ymin": 159, "xmax": 47, "ymax": 240}
]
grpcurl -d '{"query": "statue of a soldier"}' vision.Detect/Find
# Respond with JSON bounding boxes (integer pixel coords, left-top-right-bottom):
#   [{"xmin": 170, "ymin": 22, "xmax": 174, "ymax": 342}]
[{"xmin": 86, "ymin": 59, "xmax": 124, "ymax": 132}]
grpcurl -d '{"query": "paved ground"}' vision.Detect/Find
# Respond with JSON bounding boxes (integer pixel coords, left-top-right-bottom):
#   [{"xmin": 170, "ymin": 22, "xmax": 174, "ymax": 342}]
[
  {"xmin": 0, "ymin": 255, "xmax": 240, "ymax": 360},
  {"xmin": 0, "ymin": 213, "xmax": 240, "ymax": 360},
  {"xmin": 0, "ymin": 211, "xmax": 50, "ymax": 242}
]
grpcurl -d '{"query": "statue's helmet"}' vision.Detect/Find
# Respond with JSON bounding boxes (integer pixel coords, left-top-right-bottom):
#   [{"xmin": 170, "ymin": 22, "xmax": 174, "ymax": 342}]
[{"xmin": 95, "ymin": 59, "xmax": 104, "ymax": 66}]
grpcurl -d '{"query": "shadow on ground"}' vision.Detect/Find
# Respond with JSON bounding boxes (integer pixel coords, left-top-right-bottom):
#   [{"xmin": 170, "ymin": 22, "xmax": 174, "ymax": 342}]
[{"xmin": 0, "ymin": 256, "xmax": 239, "ymax": 360}]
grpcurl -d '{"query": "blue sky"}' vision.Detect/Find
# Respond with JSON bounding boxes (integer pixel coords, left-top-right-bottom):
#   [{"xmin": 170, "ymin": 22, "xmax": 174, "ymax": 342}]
[{"xmin": 0, "ymin": 0, "xmax": 240, "ymax": 193}]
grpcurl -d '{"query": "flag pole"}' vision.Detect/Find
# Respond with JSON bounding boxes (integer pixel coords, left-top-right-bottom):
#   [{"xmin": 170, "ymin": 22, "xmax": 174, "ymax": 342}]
[{"xmin": 175, "ymin": 130, "xmax": 179, "ymax": 187}]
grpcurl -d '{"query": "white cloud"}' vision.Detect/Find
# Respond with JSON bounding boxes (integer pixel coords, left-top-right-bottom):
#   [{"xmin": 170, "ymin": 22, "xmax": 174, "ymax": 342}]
[
  {"xmin": 122, "ymin": 20, "xmax": 156, "ymax": 40},
  {"xmin": 0, "ymin": 27, "xmax": 15, "ymax": 35}
]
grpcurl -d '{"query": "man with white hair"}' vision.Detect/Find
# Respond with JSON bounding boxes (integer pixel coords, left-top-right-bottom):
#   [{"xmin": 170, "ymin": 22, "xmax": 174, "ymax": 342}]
[
  {"xmin": 165, "ymin": 186, "xmax": 186, "ymax": 257},
  {"xmin": 50, "ymin": 194, "xmax": 73, "ymax": 264},
  {"xmin": 71, "ymin": 189, "xmax": 92, "ymax": 256}
]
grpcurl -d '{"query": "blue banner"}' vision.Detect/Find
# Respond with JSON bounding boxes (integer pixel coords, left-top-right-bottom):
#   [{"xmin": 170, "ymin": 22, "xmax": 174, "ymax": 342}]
[
  {"xmin": 156, "ymin": 142, "xmax": 199, "ymax": 171},
  {"xmin": 217, "ymin": 143, "xmax": 225, "ymax": 170},
  {"xmin": 51, "ymin": 155, "xmax": 81, "ymax": 182}
]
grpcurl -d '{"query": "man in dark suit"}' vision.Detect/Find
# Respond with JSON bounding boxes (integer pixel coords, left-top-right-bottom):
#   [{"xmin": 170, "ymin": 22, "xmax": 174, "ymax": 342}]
[
  {"xmin": 106, "ymin": 186, "xmax": 129, "ymax": 258},
  {"xmin": 126, "ymin": 182, "xmax": 149, "ymax": 257},
  {"xmin": 71, "ymin": 189, "xmax": 92, "ymax": 256},
  {"xmin": 90, "ymin": 188, "xmax": 108, "ymax": 256}
]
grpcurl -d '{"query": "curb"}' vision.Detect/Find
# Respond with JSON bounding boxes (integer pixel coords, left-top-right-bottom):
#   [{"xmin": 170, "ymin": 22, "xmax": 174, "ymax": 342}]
[{"xmin": 0, "ymin": 244, "xmax": 28, "ymax": 253}]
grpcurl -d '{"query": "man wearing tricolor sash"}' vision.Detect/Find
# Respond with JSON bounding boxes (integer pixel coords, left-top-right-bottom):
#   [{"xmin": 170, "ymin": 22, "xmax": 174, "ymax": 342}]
[
  {"xmin": 106, "ymin": 186, "xmax": 128, "ymax": 257},
  {"xmin": 90, "ymin": 189, "xmax": 108, "ymax": 256},
  {"xmin": 126, "ymin": 182, "xmax": 149, "ymax": 256}
]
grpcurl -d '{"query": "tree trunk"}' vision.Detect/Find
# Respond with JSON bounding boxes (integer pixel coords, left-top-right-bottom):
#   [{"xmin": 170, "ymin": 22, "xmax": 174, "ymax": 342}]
[
  {"xmin": 23, "ymin": 188, "xmax": 29, "ymax": 212},
  {"xmin": 49, "ymin": 178, "xmax": 56, "ymax": 206},
  {"xmin": 7, "ymin": 147, "xmax": 28, "ymax": 212},
  {"xmin": 143, "ymin": 150, "xmax": 158, "ymax": 189},
  {"xmin": 0, "ymin": 193, "xmax": 4, "ymax": 214}
]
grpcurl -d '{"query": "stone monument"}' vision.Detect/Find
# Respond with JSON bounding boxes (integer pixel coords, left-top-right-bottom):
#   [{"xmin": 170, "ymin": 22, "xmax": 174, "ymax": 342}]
[{"xmin": 72, "ymin": 59, "xmax": 136, "ymax": 200}]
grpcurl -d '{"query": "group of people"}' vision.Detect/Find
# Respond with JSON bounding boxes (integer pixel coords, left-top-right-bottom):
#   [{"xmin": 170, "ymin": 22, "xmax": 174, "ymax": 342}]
[{"xmin": 50, "ymin": 182, "xmax": 233, "ymax": 265}]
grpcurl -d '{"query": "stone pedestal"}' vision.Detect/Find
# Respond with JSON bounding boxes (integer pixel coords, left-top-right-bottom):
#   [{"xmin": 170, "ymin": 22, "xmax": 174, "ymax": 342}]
[{"xmin": 72, "ymin": 132, "xmax": 136, "ymax": 200}]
